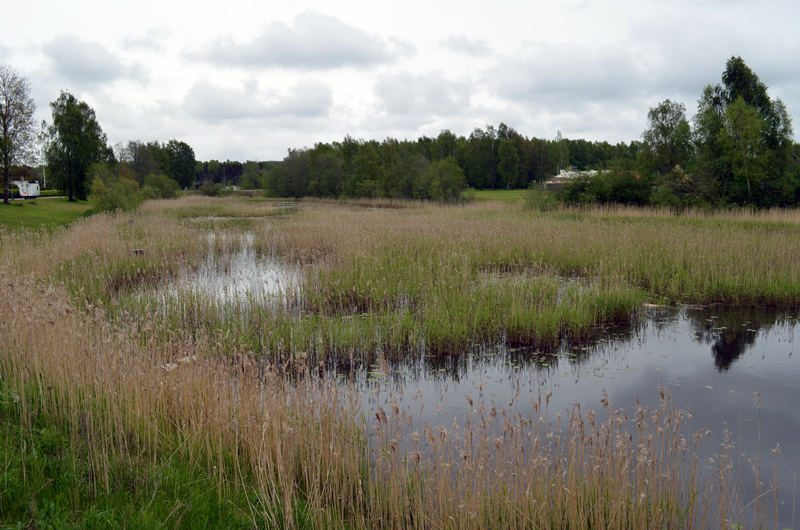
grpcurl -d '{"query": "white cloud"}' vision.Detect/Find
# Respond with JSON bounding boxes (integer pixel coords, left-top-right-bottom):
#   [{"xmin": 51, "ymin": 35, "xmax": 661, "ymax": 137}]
[
  {"xmin": 8, "ymin": 0, "xmax": 797, "ymax": 160},
  {"xmin": 42, "ymin": 35, "xmax": 145, "ymax": 88},
  {"xmin": 375, "ymin": 72, "xmax": 472, "ymax": 120},
  {"xmin": 180, "ymin": 79, "xmax": 333, "ymax": 124},
  {"xmin": 440, "ymin": 36, "xmax": 493, "ymax": 57},
  {"xmin": 122, "ymin": 27, "xmax": 171, "ymax": 52},
  {"xmin": 191, "ymin": 12, "xmax": 412, "ymax": 70},
  {"xmin": 488, "ymin": 42, "xmax": 645, "ymax": 106}
]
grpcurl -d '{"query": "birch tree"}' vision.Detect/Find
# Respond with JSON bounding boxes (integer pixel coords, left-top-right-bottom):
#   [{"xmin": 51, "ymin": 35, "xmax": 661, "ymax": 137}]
[{"xmin": 0, "ymin": 65, "xmax": 37, "ymax": 204}]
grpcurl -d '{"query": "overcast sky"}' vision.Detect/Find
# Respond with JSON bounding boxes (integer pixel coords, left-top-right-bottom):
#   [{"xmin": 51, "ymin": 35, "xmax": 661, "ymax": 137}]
[{"xmin": 3, "ymin": 0, "xmax": 798, "ymax": 162}]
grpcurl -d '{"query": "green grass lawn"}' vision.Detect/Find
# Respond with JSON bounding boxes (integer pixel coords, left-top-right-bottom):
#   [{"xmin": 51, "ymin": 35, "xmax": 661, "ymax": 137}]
[
  {"xmin": 0, "ymin": 198, "xmax": 94, "ymax": 231},
  {"xmin": 469, "ymin": 188, "xmax": 529, "ymax": 202}
]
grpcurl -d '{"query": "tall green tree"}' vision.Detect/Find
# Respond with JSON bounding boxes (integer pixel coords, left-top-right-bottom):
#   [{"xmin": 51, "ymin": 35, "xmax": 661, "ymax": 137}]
[
  {"xmin": 529, "ymin": 137, "xmax": 553, "ymax": 183},
  {"xmin": 497, "ymin": 139, "xmax": 520, "ymax": 189},
  {"xmin": 164, "ymin": 139, "xmax": 196, "ymax": 189},
  {"xmin": 0, "ymin": 65, "xmax": 37, "ymax": 204},
  {"xmin": 718, "ymin": 97, "xmax": 765, "ymax": 203},
  {"xmin": 641, "ymin": 99, "xmax": 693, "ymax": 174},
  {"xmin": 43, "ymin": 92, "xmax": 112, "ymax": 201},
  {"xmin": 693, "ymin": 57, "xmax": 795, "ymax": 205}
]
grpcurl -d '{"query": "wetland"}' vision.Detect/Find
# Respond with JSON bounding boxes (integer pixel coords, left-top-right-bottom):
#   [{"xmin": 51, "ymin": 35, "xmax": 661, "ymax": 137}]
[{"xmin": 2, "ymin": 195, "xmax": 800, "ymax": 528}]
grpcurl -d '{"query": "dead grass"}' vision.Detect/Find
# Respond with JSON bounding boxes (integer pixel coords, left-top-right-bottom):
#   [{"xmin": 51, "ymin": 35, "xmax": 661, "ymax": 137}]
[
  {"xmin": 0, "ymin": 196, "xmax": 793, "ymax": 528},
  {"xmin": 0, "ymin": 269, "xmax": 775, "ymax": 529}
]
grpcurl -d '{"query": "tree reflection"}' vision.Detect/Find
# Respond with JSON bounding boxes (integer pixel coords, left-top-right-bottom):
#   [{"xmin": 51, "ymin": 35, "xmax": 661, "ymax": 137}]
[{"xmin": 687, "ymin": 306, "xmax": 785, "ymax": 371}]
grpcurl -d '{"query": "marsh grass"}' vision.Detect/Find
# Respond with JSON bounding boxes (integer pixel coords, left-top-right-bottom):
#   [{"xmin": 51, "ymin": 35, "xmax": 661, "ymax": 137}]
[
  {"xmin": 5, "ymin": 196, "xmax": 800, "ymax": 360},
  {"xmin": 0, "ymin": 269, "xmax": 782, "ymax": 529},
  {"xmin": 0, "ymin": 196, "xmax": 796, "ymax": 528}
]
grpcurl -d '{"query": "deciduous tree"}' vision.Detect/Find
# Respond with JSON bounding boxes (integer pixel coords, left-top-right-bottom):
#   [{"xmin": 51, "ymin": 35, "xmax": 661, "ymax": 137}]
[
  {"xmin": 641, "ymin": 99, "xmax": 692, "ymax": 174},
  {"xmin": 497, "ymin": 139, "xmax": 520, "ymax": 189},
  {"xmin": 43, "ymin": 91, "xmax": 113, "ymax": 201},
  {"xmin": 165, "ymin": 139, "xmax": 196, "ymax": 188},
  {"xmin": 0, "ymin": 65, "xmax": 37, "ymax": 204}
]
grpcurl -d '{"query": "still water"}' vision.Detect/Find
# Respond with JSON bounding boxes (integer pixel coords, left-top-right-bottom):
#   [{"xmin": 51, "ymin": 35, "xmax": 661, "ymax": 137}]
[
  {"xmin": 153, "ymin": 232, "xmax": 302, "ymax": 304},
  {"xmin": 359, "ymin": 305, "xmax": 799, "ymax": 528},
  {"xmin": 142, "ymin": 239, "xmax": 799, "ymax": 526}
]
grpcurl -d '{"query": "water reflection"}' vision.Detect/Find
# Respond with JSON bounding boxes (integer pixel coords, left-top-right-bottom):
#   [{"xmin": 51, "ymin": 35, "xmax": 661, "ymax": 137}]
[
  {"xmin": 157, "ymin": 231, "xmax": 301, "ymax": 304},
  {"xmin": 686, "ymin": 306, "xmax": 793, "ymax": 371},
  {"xmin": 348, "ymin": 305, "xmax": 799, "ymax": 528}
]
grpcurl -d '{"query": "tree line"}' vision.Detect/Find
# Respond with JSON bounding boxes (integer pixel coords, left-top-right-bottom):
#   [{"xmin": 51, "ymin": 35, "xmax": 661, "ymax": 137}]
[
  {"xmin": 566, "ymin": 56, "xmax": 798, "ymax": 208},
  {"xmin": 2, "ymin": 56, "xmax": 797, "ymax": 210},
  {"xmin": 247, "ymin": 127, "xmax": 641, "ymax": 201},
  {"xmin": 249, "ymin": 56, "xmax": 798, "ymax": 208}
]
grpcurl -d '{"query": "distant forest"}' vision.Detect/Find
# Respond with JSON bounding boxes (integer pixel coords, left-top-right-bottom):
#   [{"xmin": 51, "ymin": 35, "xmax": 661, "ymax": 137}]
[
  {"xmin": 205, "ymin": 56, "xmax": 798, "ymax": 209},
  {"xmin": 115, "ymin": 56, "xmax": 800, "ymax": 209}
]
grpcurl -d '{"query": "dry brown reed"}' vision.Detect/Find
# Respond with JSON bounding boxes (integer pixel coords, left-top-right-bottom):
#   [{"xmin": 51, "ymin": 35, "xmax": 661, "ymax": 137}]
[
  {"xmin": 0, "ymin": 197, "xmax": 792, "ymax": 528},
  {"xmin": 0, "ymin": 267, "xmax": 771, "ymax": 529},
  {"xmin": 0, "ymin": 268, "xmax": 368, "ymax": 528}
]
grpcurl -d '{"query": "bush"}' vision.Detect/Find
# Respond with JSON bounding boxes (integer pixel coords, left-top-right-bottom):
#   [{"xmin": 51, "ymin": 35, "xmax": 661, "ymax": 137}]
[
  {"xmin": 141, "ymin": 185, "xmax": 161, "ymax": 201},
  {"xmin": 198, "ymin": 180, "xmax": 222, "ymax": 197},
  {"xmin": 88, "ymin": 163, "xmax": 143, "ymax": 212},
  {"xmin": 563, "ymin": 171, "xmax": 651, "ymax": 206},
  {"xmin": 413, "ymin": 158, "xmax": 465, "ymax": 202},
  {"xmin": 143, "ymin": 173, "xmax": 180, "ymax": 199},
  {"xmin": 90, "ymin": 177, "xmax": 142, "ymax": 212},
  {"xmin": 526, "ymin": 184, "xmax": 560, "ymax": 212}
]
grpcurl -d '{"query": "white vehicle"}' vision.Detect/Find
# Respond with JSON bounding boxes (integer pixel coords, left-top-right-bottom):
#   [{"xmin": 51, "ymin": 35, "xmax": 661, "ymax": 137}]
[{"xmin": 12, "ymin": 180, "xmax": 40, "ymax": 199}]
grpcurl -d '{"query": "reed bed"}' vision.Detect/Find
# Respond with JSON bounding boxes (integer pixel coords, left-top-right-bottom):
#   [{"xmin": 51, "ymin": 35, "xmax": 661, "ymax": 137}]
[
  {"xmin": 1, "ymin": 197, "xmax": 794, "ymax": 527},
  {"xmin": 0, "ymin": 267, "xmax": 777, "ymax": 529},
  {"xmin": 5, "ymin": 196, "xmax": 800, "ymax": 360}
]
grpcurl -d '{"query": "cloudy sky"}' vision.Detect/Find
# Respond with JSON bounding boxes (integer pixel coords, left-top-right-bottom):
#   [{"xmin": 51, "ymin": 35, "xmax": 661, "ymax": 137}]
[{"xmin": 3, "ymin": 0, "xmax": 798, "ymax": 162}]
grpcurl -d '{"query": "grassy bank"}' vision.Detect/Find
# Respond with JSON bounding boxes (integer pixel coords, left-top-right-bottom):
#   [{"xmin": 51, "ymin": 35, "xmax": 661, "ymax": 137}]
[
  {"xmin": 0, "ymin": 195, "xmax": 792, "ymax": 528},
  {"xmin": 469, "ymin": 188, "xmax": 529, "ymax": 203},
  {"xmin": 0, "ymin": 198, "xmax": 94, "ymax": 231}
]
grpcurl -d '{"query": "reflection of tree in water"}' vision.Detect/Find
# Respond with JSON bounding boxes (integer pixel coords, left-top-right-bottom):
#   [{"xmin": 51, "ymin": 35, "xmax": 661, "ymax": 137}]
[{"xmin": 687, "ymin": 306, "xmax": 789, "ymax": 371}]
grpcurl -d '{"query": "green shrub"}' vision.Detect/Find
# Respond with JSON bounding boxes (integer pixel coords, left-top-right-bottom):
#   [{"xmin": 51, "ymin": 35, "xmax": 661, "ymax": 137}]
[
  {"xmin": 526, "ymin": 183, "xmax": 560, "ymax": 212},
  {"xmin": 143, "ymin": 173, "xmax": 180, "ymax": 199},
  {"xmin": 88, "ymin": 163, "xmax": 142, "ymax": 212},
  {"xmin": 90, "ymin": 177, "xmax": 142, "ymax": 212},
  {"xmin": 563, "ymin": 170, "xmax": 651, "ymax": 206},
  {"xmin": 198, "ymin": 180, "xmax": 222, "ymax": 197},
  {"xmin": 413, "ymin": 158, "xmax": 465, "ymax": 202},
  {"xmin": 141, "ymin": 185, "xmax": 160, "ymax": 201}
]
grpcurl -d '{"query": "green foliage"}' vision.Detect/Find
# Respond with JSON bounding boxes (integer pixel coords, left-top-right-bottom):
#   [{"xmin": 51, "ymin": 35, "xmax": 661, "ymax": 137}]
[
  {"xmin": 689, "ymin": 56, "xmax": 796, "ymax": 207},
  {"xmin": 43, "ymin": 91, "xmax": 114, "ymax": 202},
  {"xmin": 497, "ymin": 139, "xmax": 520, "ymax": 189},
  {"xmin": 562, "ymin": 171, "xmax": 651, "ymax": 205},
  {"xmin": 413, "ymin": 158, "xmax": 465, "ymax": 202},
  {"xmin": 718, "ymin": 97, "xmax": 766, "ymax": 204},
  {"xmin": 143, "ymin": 173, "xmax": 180, "ymax": 199},
  {"xmin": 89, "ymin": 163, "xmax": 142, "ymax": 212},
  {"xmin": 650, "ymin": 165, "xmax": 702, "ymax": 209},
  {"xmin": 239, "ymin": 161, "xmax": 265, "ymax": 190},
  {"xmin": 526, "ymin": 183, "xmax": 560, "ymax": 212},
  {"xmin": 198, "ymin": 180, "xmax": 223, "ymax": 196},
  {"xmin": 164, "ymin": 139, "xmax": 196, "ymax": 189},
  {"xmin": 641, "ymin": 99, "xmax": 693, "ymax": 174},
  {"xmin": 344, "ymin": 141, "xmax": 383, "ymax": 197}
]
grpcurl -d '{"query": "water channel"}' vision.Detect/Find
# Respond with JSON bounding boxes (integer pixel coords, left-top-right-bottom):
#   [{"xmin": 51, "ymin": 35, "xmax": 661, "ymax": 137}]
[
  {"xmin": 144, "ymin": 240, "xmax": 800, "ymax": 527},
  {"xmin": 357, "ymin": 304, "xmax": 799, "ymax": 527}
]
